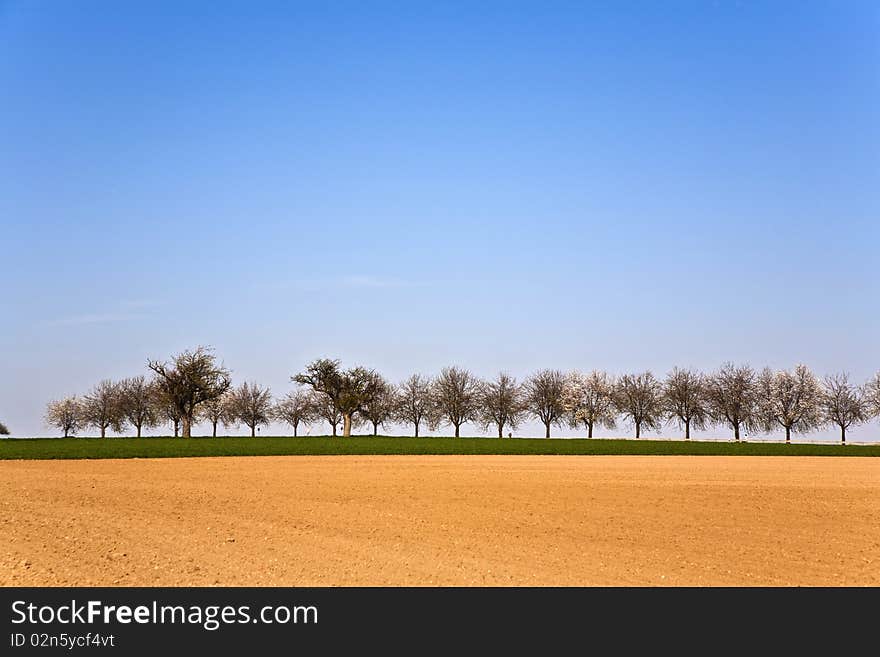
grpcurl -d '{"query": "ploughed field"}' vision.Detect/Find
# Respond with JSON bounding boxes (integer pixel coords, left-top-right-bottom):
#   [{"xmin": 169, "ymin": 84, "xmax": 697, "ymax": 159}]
[{"xmin": 1, "ymin": 455, "xmax": 878, "ymax": 586}]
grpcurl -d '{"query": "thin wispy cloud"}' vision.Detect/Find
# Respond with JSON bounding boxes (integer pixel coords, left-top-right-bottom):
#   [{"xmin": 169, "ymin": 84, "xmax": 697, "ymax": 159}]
[
  {"xmin": 119, "ymin": 299, "xmax": 165, "ymax": 310},
  {"xmin": 288, "ymin": 276, "xmax": 428, "ymax": 292},
  {"xmin": 41, "ymin": 299, "xmax": 164, "ymax": 327},
  {"xmin": 338, "ymin": 275, "xmax": 420, "ymax": 289},
  {"xmin": 43, "ymin": 312, "xmax": 151, "ymax": 327}
]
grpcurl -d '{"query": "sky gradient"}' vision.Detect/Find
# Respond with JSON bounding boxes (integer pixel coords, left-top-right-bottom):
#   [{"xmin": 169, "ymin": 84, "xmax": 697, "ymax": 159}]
[{"xmin": 2, "ymin": 1, "xmax": 878, "ymax": 440}]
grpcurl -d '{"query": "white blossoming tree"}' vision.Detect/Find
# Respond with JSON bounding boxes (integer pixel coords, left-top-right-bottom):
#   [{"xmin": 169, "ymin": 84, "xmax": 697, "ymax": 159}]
[
  {"xmin": 561, "ymin": 371, "xmax": 617, "ymax": 438},
  {"xmin": 756, "ymin": 365, "xmax": 824, "ymax": 443}
]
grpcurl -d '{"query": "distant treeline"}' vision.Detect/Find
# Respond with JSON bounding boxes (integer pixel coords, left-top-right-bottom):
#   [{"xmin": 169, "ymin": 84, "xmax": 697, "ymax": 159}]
[{"xmin": 39, "ymin": 347, "xmax": 880, "ymax": 444}]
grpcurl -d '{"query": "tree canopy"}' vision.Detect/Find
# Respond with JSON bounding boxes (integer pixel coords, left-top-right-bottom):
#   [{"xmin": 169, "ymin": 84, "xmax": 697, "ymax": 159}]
[
  {"xmin": 148, "ymin": 346, "xmax": 232, "ymax": 438},
  {"xmin": 293, "ymin": 359, "xmax": 380, "ymax": 437}
]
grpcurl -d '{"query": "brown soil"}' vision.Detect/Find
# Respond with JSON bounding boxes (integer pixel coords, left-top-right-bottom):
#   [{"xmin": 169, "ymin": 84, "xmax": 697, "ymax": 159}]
[{"xmin": 1, "ymin": 455, "xmax": 878, "ymax": 586}]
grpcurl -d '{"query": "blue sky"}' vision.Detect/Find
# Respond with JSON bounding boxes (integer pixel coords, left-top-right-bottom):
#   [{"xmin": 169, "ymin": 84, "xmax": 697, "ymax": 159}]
[{"xmin": 2, "ymin": 1, "xmax": 878, "ymax": 439}]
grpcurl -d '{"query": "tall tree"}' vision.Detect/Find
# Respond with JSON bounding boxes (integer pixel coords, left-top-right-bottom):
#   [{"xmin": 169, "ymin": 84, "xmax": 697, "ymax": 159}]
[
  {"xmin": 293, "ymin": 359, "xmax": 378, "ymax": 437},
  {"xmin": 81, "ymin": 380, "xmax": 123, "ymax": 438},
  {"xmin": 663, "ymin": 368, "xmax": 709, "ymax": 440},
  {"xmin": 705, "ymin": 363, "xmax": 757, "ymax": 441},
  {"xmin": 614, "ymin": 372, "xmax": 663, "ymax": 439},
  {"xmin": 479, "ymin": 372, "xmax": 525, "ymax": 438},
  {"xmin": 199, "ymin": 392, "xmax": 232, "ymax": 438},
  {"xmin": 148, "ymin": 346, "xmax": 232, "ymax": 438},
  {"xmin": 273, "ymin": 389, "xmax": 315, "ymax": 437},
  {"xmin": 118, "ymin": 376, "xmax": 159, "ymax": 438},
  {"xmin": 756, "ymin": 365, "xmax": 823, "ymax": 443},
  {"xmin": 226, "ymin": 382, "xmax": 273, "ymax": 437},
  {"xmin": 45, "ymin": 397, "xmax": 84, "ymax": 437},
  {"xmin": 394, "ymin": 374, "xmax": 433, "ymax": 438},
  {"xmin": 821, "ymin": 373, "xmax": 867, "ymax": 444},
  {"xmin": 562, "ymin": 371, "xmax": 617, "ymax": 438},
  {"xmin": 525, "ymin": 369, "xmax": 567, "ymax": 438},
  {"xmin": 360, "ymin": 374, "xmax": 396, "ymax": 436},
  {"xmin": 431, "ymin": 366, "xmax": 480, "ymax": 437}
]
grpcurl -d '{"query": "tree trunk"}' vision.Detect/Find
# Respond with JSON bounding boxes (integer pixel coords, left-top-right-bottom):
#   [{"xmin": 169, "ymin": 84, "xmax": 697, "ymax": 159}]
[
  {"xmin": 635, "ymin": 422, "xmax": 641, "ymax": 439},
  {"xmin": 293, "ymin": 423, "xmax": 298, "ymax": 438},
  {"xmin": 785, "ymin": 426, "xmax": 791, "ymax": 444},
  {"xmin": 685, "ymin": 419, "xmax": 690, "ymax": 441},
  {"xmin": 587, "ymin": 421, "xmax": 593, "ymax": 439},
  {"xmin": 841, "ymin": 425, "xmax": 846, "ymax": 444},
  {"xmin": 372, "ymin": 421, "xmax": 378, "ymax": 436},
  {"xmin": 182, "ymin": 416, "xmax": 192, "ymax": 438},
  {"xmin": 101, "ymin": 425, "xmax": 106, "ymax": 438},
  {"xmin": 212, "ymin": 421, "xmax": 217, "ymax": 438},
  {"xmin": 454, "ymin": 423, "xmax": 460, "ymax": 438},
  {"xmin": 545, "ymin": 422, "xmax": 551, "ymax": 439},
  {"xmin": 498, "ymin": 424, "xmax": 503, "ymax": 439},
  {"xmin": 414, "ymin": 422, "xmax": 419, "ymax": 438},
  {"xmin": 734, "ymin": 423, "xmax": 740, "ymax": 441},
  {"xmin": 173, "ymin": 419, "xmax": 179, "ymax": 438},
  {"xmin": 136, "ymin": 424, "xmax": 142, "ymax": 438},
  {"xmin": 64, "ymin": 429, "xmax": 69, "ymax": 438},
  {"xmin": 331, "ymin": 421, "xmax": 337, "ymax": 437},
  {"xmin": 251, "ymin": 425, "xmax": 256, "ymax": 437},
  {"xmin": 343, "ymin": 414, "xmax": 352, "ymax": 437}
]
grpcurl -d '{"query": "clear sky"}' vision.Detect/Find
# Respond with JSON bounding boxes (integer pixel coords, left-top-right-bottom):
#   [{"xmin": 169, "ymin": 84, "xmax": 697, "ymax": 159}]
[{"xmin": 2, "ymin": 1, "xmax": 878, "ymax": 440}]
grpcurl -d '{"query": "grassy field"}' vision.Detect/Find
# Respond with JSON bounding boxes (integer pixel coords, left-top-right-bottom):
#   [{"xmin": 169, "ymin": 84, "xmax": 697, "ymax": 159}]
[{"xmin": 1, "ymin": 435, "xmax": 878, "ymax": 460}]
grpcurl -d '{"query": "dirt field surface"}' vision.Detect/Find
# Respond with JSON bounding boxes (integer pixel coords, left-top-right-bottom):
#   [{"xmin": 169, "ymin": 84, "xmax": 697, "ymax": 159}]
[{"xmin": 1, "ymin": 455, "xmax": 878, "ymax": 586}]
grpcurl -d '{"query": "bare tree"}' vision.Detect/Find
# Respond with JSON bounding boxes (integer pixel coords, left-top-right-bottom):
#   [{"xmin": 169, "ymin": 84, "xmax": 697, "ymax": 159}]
[
  {"xmin": 154, "ymin": 390, "xmax": 182, "ymax": 437},
  {"xmin": 822, "ymin": 373, "xmax": 867, "ymax": 444},
  {"xmin": 614, "ymin": 372, "xmax": 663, "ymax": 439},
  {"xmin": 81, "ymin": 380, "xmax": 123, "ymax": 438},
  {"xmin": 562, "ymin": 371, "xmax": 617, "ymax": 438},
  {"xmin": 118, "ymin": 376, "xmax": 159, "ymax": 438},
  {"xmin": 273, "ymin": 389, "xmax": 315, "ymax": 437},
  {"xmin": 394, "ymin": 374, "xmax": 433, "ymax": 438},
  {"xmin": 432, "ymin": 366, "xmax": 480, "ymax": 437},
  {"xmin": 866, "ymin": 372, "xmax": 880, "ymax": 419},
  {"xmin": 705, "ymin": 363, "xmax": 757, "ymax": 441},
  {"xmin": 293, "ymin": 359, "xmax": 378, "ymax": 437},
  {"xmin": 148, "ymin": 346, "xmax": 232, "ymax": 438},
  {"xmin": 360, "ymin": 373, "xmax": 396, "ymax": 436},
  {"xmin": 311, "ymin": 391, "xmax": 342, "ymax": 436},
  {"xmin": 45, "ymin": 397, "xmax": 84, "ymax": 437},
  {"xmin": 0, "ymin": 421, "xmax": 8, "ymax": 436},
  {"xmin": 663, "ymin": 368, "xmax": 709, "ymax": 440},
  {"xmin": 226, "ymin": 382, "xmax": 273, "ymax": 437},
  {"xmin": 524, "ymin": 369, "xmax": 567, "ymax": 438},
  {"xmin": 756, "ymin": 365, "xmax": 823, "ymax": 443},
  {"xmin": 199, "ymin": 392, "xmax": 233, "ymax": 437},
  {"xmin": 479, "ymin": 372, "xmax": 525, "ymax": 438}
]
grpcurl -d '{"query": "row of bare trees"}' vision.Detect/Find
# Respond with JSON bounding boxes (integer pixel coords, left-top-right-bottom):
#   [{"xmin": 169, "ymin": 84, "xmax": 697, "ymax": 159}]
[
  {"xmin": 43, "ymin": 351, "xmax": 880, "ymax": 443},
  {"xmin": 44, "ymin": 348, "xmax": 232, "ymax": 438}
]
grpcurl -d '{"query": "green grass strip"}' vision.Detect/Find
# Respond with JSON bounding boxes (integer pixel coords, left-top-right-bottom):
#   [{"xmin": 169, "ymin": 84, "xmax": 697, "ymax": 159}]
[{"xmin": 1, "ymin": 435, "xmax": 878, "ymax": 460}]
